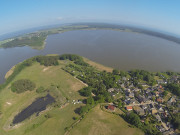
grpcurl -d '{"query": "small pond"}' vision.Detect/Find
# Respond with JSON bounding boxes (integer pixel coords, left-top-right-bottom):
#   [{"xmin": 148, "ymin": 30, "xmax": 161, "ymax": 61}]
[{"xmin": 13, "ymin": 94, "xmax": 55, "ymax": 124}]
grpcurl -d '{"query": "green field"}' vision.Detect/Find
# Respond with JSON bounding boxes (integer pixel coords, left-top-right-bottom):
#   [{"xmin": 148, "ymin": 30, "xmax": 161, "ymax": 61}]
[
  {"xmin": 0, "ymin": 59, "xmax": 144, "ymax": 135},
  {"xmin": 68, "ymin": 105, "xmax": 143, "ymax": 135},
  {"xmin": 0, "ymin": 61, "xmax": 86, "ymax": 135}
]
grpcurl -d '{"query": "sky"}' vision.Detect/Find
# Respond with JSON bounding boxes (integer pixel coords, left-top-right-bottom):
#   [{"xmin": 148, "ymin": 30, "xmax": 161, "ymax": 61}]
[{"xmin": 0, "ymin": 0, "xmax": 180, "ymax": 36}]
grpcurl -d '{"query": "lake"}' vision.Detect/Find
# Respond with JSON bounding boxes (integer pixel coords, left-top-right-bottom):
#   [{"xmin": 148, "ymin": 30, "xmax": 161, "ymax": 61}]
[{"xmin": 1, "ymin": 30, "xmax": 180, "ymax": 83}]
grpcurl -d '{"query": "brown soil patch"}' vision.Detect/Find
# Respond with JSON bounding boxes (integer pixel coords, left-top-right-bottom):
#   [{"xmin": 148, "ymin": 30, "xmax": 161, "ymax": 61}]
[
  {"xmin": 83, "ymin": 58, "xmax": 113, "ymax": 72},
  {"xmin": 5, "ymin": 66, "xmax": 16, "ymax": 79}
]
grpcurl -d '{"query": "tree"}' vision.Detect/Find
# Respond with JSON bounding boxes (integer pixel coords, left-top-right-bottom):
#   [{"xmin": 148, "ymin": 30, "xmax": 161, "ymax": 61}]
[
  {"xmin": 72, "ymin": 117, "xmax": 78, "ymax": 120},
  {"xmin": 162, "ymin": 91, "xmax": 168, "ymax": 97},
  {"xmin": 11, "ymin": 79, "xmax": 36, "ymax": 93},
  {"xmin": 59, "ymin": 54, "xmax": 81, "ymax": 61},
  {"xmin": 120, "ymin": 71, "xmax": 128, "ymax": 77},
  {"xmin": 36, "ymin": 56, "xmax": 59, "ymax": 66},
  {"xmin": 112, "ymin": 69, "xmax": 119, "ymax": 75},
  {"xmin": 79, "ymin": 87, "xmax": 92, "ymax": 97},
  {"xmin": 96, "ymin": 95, "xmax": 105, "ymax": 103},
  {"xmin": 137, "ymin": 84, "xmax": 143, "ymax": 89},
  {"xmin": 118, "ymin": 101, "xmax": 122, "ymax": 108},
  {"xmin": 78, "ymin": 105, "xmax": 91, "ymax": 115},
  {"xmin": 127, "ymin": 112, "xmax": 142, "ymax": 128},
  {"xmin": 172, "ymin": 113, "xmax": 180, "ymax": 130},
  {"xmin": 166, "ymin": 83, "xmax": 180, "ymax": 97},
  {"xmin": 152, "ymin": 96, "xmax": 156, "ymax": 102},
  {"xmin": 86, "ymin": 96, "xmax": 95, "ymax": 105}
]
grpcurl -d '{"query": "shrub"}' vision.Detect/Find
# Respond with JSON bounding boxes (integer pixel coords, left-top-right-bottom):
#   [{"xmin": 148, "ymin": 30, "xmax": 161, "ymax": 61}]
[
  {"xmin": 11, "ymin": 79, "xmax": 36, "ymax": 93},
  {"xmin": 79, "ymin": 87, "xmax": 92, "ymax": 97},
  {"xmin": 72, "ymin": 117, "xmax": 78, "ymax": 120},
  {"xmin": 36, "ymin": 86, "xmax": 46, "ymax": 93}
]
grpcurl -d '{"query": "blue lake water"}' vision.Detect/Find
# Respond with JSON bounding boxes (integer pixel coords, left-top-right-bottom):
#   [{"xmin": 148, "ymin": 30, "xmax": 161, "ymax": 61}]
[{"xmin": 1, "ymin": 30, "xmax": 180, "ymax": 83}]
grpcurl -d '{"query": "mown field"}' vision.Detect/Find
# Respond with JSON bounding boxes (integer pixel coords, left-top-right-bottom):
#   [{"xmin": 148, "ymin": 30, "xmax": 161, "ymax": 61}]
[
  {"xmin": 68, "ymin": 105, "xmax": 144, "ymax": 135},
  {"xmin": 0, "ymin": 58, "xmax": 144, "ymax": 135}
]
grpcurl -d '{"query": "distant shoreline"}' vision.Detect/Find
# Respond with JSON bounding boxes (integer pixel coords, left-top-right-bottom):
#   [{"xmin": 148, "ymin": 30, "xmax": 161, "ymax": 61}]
[{"xmin": 1, "ymin": 23, "xmax": 180, "ymax": 50}]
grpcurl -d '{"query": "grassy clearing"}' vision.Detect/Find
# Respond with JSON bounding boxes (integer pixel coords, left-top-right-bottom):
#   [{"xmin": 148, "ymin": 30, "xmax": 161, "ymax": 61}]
[
  {"xmin": 164, "ymin": 92, "xmax": 172, "ymax": 102},
  {"xmin": 68, "ymin": 105, "xmax": 144, "ymax": 135},
  {"xmin": 13, "ymin": 62, "xmax": 85, "ymax": 99},
  {"xmin": 83, "ymin": 58, "xmax": 113, "ymax": 72},
  {"xmin": 154, "ymin": 76, "xmax": 160, "ymax": 80},
  {"xmin": 0, "ymin": 61, "xmax": 86, "ymax": 135},
  {"xmin": 24, "ymin": 104, "xmax": 82, "ymax": 135}
]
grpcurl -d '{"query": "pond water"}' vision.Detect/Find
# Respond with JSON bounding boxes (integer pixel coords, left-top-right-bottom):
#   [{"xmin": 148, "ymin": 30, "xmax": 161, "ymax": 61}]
[
  {"xmin": 13, "ymin": 94, "xmax": 55, "ymax": 124},
  {"xmin": 1, "ymin": 30, "xmax": 180, "ymax": 84}
]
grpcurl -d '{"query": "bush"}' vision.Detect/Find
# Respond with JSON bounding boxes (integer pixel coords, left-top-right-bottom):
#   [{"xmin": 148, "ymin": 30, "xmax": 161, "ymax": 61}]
[
  {"xmin": 44, "ymin": 113, "xmax": 51, "ymax": 119},
  {"xmin": 11, "ymin": 79, "xmax": 36, "ymax": 93},
  {"xmin": 79, "ymin": 87, "xmax": 92, "ymax": 97},
  {"xmin": 79, "ymin": 105, "xmax": 91, "ymax": 115},
  {"xmin": 72, "ymin": 117, "xmax": 78, "ymax": 120},
  {"xmin": 36, "ymin": 86, "xmax": 46, "ymax": 93},
  {"xmin": 112, "ymin": 69, "xmax": 119, "ymax": 75},
  {"xmin": 0, "ymin": 58, "xmax": 35, "ymax": 90},
  {"xmin": 126, "ymin": 112, "xmax": 142, "ymax": 128}
]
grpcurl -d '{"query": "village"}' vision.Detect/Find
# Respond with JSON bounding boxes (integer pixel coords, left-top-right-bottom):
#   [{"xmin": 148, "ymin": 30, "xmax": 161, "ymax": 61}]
[
  {"xmin": 107, "ymin": 75, "xmax": 180, "ymax": 135},
  {"xmin": 62, "ymin": 55, "xmax": 180, "ymax": 135}
]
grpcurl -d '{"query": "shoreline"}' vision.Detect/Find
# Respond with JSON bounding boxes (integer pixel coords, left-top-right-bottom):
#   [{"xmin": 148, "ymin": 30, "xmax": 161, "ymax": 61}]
[
  {"xmin": 1, "ymin": 55, "xmax": 113, "ymax": 86},
  {"xmin": 4, "ymin": 65, "xmax": 16, "ymax": 80},
  {"xmin": 1, "ymin": 25, "xmax": 180, "ymax": 50}
]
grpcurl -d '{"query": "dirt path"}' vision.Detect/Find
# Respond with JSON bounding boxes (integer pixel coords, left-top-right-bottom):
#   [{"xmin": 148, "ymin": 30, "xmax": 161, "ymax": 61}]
[
  {"xmin": 161, "ymin": 121, "xmax": 169, "ymax": 131},
  {"xmin": 74, "ymin": 77, "xmax": 88, "ymax": 87},
  {"xmin": 42, "ymin": 67, "xmax": 50, "ymax": 72}
]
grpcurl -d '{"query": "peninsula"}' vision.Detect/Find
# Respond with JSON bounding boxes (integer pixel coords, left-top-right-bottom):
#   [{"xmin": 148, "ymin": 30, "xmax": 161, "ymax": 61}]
[
  {"xmin": 1, "ymin": 23, "xmax": 180, "ymax": 50},
  {"xmin": 0, "ymin": 54, "xmax": 179, "ymax": 135}
]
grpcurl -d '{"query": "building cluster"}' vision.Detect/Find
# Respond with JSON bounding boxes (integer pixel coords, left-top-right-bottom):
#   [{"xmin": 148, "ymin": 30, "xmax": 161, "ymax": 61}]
[{"xmin": 107, "ymin": 75, "xmax": 180, "ymax": 135}]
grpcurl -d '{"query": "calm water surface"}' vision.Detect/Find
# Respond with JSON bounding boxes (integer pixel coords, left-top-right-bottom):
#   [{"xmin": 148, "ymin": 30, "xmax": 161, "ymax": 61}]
[
  {"xmin": 1, "ymin": 30, "xmax": 180, "ymax": 83},
  {"xmin": 13, "ymin": 94, "xmax": 55, "ymax": 124}
]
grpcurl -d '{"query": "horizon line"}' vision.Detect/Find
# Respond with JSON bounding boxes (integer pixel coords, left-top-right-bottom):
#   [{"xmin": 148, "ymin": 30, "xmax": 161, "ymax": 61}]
[{"xmin": 0, "ymin": 22, "xmax": 180, "ymax": 41}]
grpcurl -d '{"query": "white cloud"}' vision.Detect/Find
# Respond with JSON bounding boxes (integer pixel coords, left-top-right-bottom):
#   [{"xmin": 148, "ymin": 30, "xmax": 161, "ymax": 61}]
[{"xmin": 56, "ymin": 17, "xmax": 63, "ymax": 20}]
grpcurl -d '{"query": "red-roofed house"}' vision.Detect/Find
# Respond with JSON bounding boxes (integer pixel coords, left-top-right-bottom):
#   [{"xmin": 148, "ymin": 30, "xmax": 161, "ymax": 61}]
[
  {"xmin": 126, "ymin": 106, "xmax": 133, "ymax": 111},
  {"xmin": 108, "ymin": 105, "xmax": 115, "ymax": 111},
  {"xmin": 157, "ymin": 98, "xmax": 163, "ymax": 103}
]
